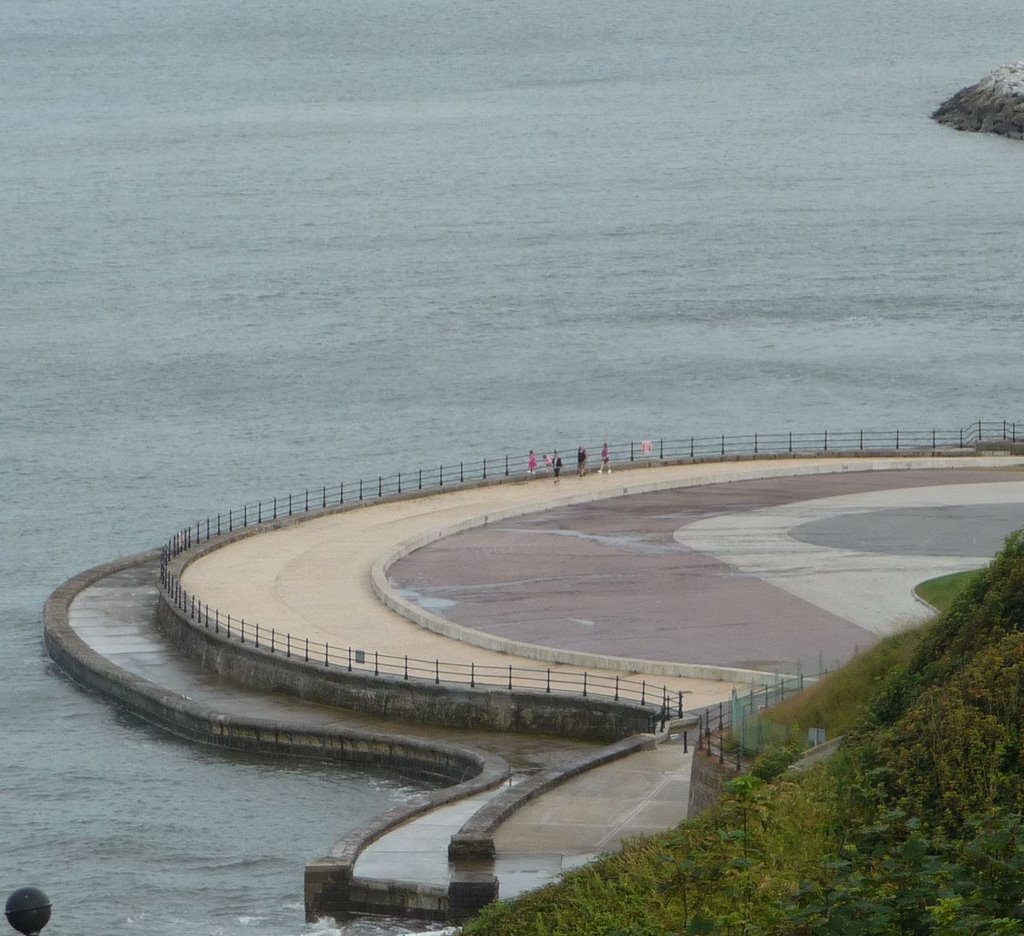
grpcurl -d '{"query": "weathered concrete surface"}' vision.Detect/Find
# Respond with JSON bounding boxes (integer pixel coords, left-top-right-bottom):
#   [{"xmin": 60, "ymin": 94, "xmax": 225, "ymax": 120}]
[
  {"xmin": 933, "ymin": 62, "xmax": 1024, "ymax": 139},
  {"xmin": 391, "ymin": 467, "xmax": 1024, "ymax": 675}
]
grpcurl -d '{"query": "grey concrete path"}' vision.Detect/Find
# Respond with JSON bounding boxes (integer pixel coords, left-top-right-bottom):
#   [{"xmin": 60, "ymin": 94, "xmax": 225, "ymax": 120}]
[{"xmin": 355, "ymin": 732, "xmax": 694, "ymax": 901}]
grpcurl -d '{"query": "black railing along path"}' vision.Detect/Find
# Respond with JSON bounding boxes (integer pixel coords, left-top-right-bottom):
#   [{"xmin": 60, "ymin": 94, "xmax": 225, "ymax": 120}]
[{"xmin": 159, "ymin": 419, "xmax": 1021, "ymax": 722}]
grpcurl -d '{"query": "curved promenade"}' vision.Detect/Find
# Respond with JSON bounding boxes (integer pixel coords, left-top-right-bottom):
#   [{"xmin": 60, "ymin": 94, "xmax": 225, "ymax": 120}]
[
  {"xmin": 178, "ymin": 452, "xmax": 1024, "ymax": 693},
  {"xmin": 49, "ymin": 447, "xmax": 1024, "ymax": 924}
]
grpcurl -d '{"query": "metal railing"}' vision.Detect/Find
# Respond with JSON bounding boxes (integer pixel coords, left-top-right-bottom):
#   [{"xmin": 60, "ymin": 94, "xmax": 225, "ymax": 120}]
[
  {"xmin": 160, "ymin": 571, "xmax": 685, "ymax": 720},
  {"xmin": 694, "ymin": 673, "xmax": 816, "ymax": 769},
  {"xmin": 158, "ymin": 418, "xmax": 1021, "ymax": 722},
  {"xmin": 161, "ymin": 419, "xmax": 1020, "ymax": 559}
]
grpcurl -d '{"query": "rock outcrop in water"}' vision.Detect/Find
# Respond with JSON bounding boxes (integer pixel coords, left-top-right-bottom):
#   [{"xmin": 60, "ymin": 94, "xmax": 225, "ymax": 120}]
[{"xmin": 932, "ymin": 62, "xmax": 1024, "ymax": 139}]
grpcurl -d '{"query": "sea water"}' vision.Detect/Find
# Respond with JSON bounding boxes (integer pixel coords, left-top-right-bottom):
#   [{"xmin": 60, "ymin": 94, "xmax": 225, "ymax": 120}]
[{"xmin": 1, "ymin": 0, "xmax": 1022, "ymax": 932}]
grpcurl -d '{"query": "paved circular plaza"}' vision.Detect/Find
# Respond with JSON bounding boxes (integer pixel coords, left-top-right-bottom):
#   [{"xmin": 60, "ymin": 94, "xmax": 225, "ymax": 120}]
[{"xmin": 389, "ymin": 467, "xmax": 1024, "ymax": 674}]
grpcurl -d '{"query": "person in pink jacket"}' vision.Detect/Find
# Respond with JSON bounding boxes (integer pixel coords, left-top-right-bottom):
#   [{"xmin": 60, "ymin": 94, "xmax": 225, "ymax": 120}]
[{"xmin": 528, "ymin": 450, "xmax": 538, "ymax": 475}]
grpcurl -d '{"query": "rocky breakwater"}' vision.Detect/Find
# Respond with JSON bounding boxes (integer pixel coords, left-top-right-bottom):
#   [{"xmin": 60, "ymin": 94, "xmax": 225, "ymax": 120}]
[{"xmin": 932, "ymin": 62, "xmax": 1024, "ymax": 139}]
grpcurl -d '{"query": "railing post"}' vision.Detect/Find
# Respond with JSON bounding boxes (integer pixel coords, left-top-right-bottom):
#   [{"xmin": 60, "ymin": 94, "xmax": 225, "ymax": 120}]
[
  {"xmin": 286, "ymin": 633, "xmax": 291, "ymax": 657},
  {"xmin": 435, "ymin": 660, "xmax": 439, "ymax": 684},
  {"xmin": 258, "ymin": 501, "xmax": 262, "ymax": 523},
  {"xmin": 288, "ymin": 493, "xmax": 292, "ymax": 516},
  {"xmin": 418, "ymin": 469, "xmax": 423, "ymax": 490},
  {"xmin": 546, "ymin": 669, "xmax": 551, "ymax": 693},
  {"xmin": 824, "ymin": 430, "xmax": 828, "ymax": 451},
  {"xmin": 398, "ymin": 472, "xmax": 401, "ymax": 494},
  {"xmin": 721, "ymin": 435, "xmax": 725, "ymax": 455},
  {"xmin": 582, "ymin": 672, "xmax": 588, "ymax": 697},
  {"xmin": 483, "ymin": 458, "xmax": 487, "ymax": 480},
  {"xmin": 440, "ymin": 465, "xmax": 444, "ymax": 486},
  {"xmin": 305, "ymin": 637, "xmax": 309, "ymax": 662},
  {"xmin": 754, "ymin": 432, "xmax": 758, "ymax": 454},
  {"xmin": 227, "ymin": 614, "xmax": 231, "ymax": 639},
  {"xmin": 273, "ymin": 497, "xmax": 277, "ymax": 520},
  {"xmin": 325, "ymin": 642, "xmax": 329, "ymax": 667},
  {"xmin": 641, "ymin": 680, "xmax": 646, "ymax": 706},
  {"xmin": 932, "ymin": 428, "xmax": 936, "ymax": 450},
  {"xmin": 508, "ymin": 665, "xmax": 513, "ymax": 690},
  {"xmin": 404, "ymin": 656, "xmax": 409, "ymax": 680},
  {"xmin": 896, "ymin": 428, "xmax": 900, "ymax": 450},
  {"xmin": 348, "ymin": 646, "xmax": 352, "ymax": 672},
  {"xmin": 322, "ymin": 486, "xmax": 326, "ymax": 508},
  {"xmin": 359, "ymin": 480, "xmax": 363, "ymax": 501},
  {"xmin": 859, "ymin": 429, "xmax": 863, "ymax": 450},
  {"xmin": 659, "ymin": 439, "xmax": 663, "ymax": 459},
  {"xmin": 470, "ymin": 662, "xmax": 475, "ymax": 688},
  {"xmin": 505, "ymin": 455, "xmax": 509, "ymax": 476},
  {"xmin": 255, "ymin": 622, "xmax": 259, "ymax": 648},
  {"xmin": 614, "ymin": 675, "xmax": 619, "ymax": 701},
  {"xmin": 460, "ymin": 462, "xmax": 464, "ymax": 483},
  {"xmin": 788, "ymin": 431, "xmax": 792, "ymax": 453},
  {"xmin": 240, "ymin": 618, "xmax": 245, "ymax": 644},
  {"xmin": 690, "ymin": 436, "xmax": 694, "ymax": 458},
  {"xmin": 270, "ymin": 628, "xmax": 275, "ymax": 653},
  {"xmin": 374, "ymin": 651, "xmax": 379, "ymax": 676},
  {"xmin": 340, "ymin": 482, "xmax": 344, "ymax": 504},
  {"xmin": 305, "ymin": 489, "xmax": 309, "ymax": 512},
  {"xmin": 378, "ymin": 476, "xmax": 382, "ymax": 497},
  {"xmin": 630, "ymin": 441, "xmax": 634, "ymax": 461}
]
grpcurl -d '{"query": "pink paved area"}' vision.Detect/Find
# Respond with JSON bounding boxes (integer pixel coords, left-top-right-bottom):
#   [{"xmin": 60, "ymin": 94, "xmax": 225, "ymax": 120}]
[{"xmin": 389, "ymin": 468, "xmax": 1024, "ymax": 674}]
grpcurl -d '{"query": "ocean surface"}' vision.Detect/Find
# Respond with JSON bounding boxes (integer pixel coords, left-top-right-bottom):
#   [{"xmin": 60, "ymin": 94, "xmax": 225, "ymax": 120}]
[{"xmin": 2, "ymin": 0, "xmax": 1022, "ymax": 933}]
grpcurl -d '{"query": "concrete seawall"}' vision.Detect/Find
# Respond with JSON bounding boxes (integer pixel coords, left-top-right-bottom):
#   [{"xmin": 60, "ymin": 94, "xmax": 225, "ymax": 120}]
[
  {"xmin": 46, "ymin": 552, "xmax": 654, "ymax": 923},
  {"xmin": 155, "ymin": 597, "xmax": 662, "ymax": 743},
  {"xmin": 45, "ymin": 554, "xmax": 503, "ymax": 785},
  {"xmin": 43, "ymin": 553, "xmax": 521, "ymax": 921}
]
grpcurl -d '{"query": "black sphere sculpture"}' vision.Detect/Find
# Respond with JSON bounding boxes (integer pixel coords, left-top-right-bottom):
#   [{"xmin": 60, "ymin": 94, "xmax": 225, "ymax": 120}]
[{"xmin": 5, "ymin": 889, "xmax": 50, "ymax": 936}]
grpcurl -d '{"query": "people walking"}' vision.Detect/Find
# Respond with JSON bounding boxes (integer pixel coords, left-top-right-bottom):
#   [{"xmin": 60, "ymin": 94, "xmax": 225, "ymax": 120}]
[
  {"xmin": 553, "ymin": 451, "xmax": 562, "ymax": 483},
  {"xmin": 599, "ymin": 441, "xmax": 611, "ymax": 473},
  {"xmin": 577, "ymin": 446, "xmax": 588, "ymax": 476},
  {"xmin": 528, "ymin": 450, "xmax": 537, "ymax": 475}
]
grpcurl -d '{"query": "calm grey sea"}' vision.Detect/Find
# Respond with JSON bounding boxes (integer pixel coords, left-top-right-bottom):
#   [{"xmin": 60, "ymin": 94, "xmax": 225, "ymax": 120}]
[{"xmin": 2, "ymin": 0, "xmax": 1022, "ymax": 932}]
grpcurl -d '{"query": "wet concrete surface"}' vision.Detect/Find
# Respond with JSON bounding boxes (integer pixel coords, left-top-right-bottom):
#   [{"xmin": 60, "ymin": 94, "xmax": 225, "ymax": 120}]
[{"xmin": 68, "ymin": 561, "xmax": 600, "ymax": 773}]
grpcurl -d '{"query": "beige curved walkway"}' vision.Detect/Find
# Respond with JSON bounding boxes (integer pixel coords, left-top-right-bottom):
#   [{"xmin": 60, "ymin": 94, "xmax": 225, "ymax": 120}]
[{"xmin": 179, "ymin": 453, "xmax": 1024, "ymax": 711}]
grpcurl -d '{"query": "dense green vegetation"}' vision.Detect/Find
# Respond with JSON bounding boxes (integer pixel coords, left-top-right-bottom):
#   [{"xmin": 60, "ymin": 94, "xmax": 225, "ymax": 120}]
[{"xmin": 463, "ymin": 533, "xmax": 1024, "ymax": 935}]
